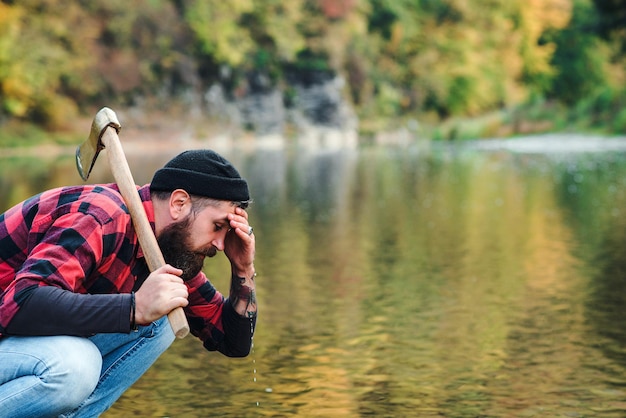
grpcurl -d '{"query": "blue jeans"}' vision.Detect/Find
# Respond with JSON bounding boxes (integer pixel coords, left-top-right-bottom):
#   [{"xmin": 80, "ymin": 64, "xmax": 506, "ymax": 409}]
[{"xmin": 0, "ymin": 316, "xmax": 174, "ymax": 418}]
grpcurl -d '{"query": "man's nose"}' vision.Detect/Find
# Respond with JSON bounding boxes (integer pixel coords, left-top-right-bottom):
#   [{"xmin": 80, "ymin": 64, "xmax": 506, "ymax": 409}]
[
  {"xmin": 212, "ymin": 231, "xmax": 227, "ymax": 251},
  {"xmin": 212, "ymin": 239, "xmax": 224, "ymax": 251}
]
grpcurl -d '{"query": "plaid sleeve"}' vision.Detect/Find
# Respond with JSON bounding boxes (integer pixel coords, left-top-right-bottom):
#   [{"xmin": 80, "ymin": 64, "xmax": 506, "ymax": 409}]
[
  {"xmin": 0, "ymin": 211, "xmax": 106, "ymax": 331},
  {"xmin": 185, "ymin": 273, "xmax": 225, "ymax": 339},
  {"xmin": 184, "ymin": 273, "xmax": 254, "ymax": 357},
  {"xmin": 0, "ymin": 185, "xmax": 132, "ymax": 335}
]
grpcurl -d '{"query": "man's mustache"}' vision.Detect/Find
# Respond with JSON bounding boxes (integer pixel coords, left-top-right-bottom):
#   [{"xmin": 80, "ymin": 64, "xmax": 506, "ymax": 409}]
[{"xmin": 197, "ymin": 246, "xmax": 218, "ymax": 258}]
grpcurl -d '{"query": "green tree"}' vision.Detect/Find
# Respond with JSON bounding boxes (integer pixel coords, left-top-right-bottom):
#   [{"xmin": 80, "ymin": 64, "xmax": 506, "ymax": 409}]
[
  {"xmin": 360, "ymin": 0, "xmax": 537, "ymax": 118},
  {"xmin": 549, "ymin": 0, "xmax": 606, "ymax": 104},
  {"xmin": 593, "ymin": 0, "xmax": 626, "ymax": 51},
  {"xmin": 0, "ymin": 0, "xmax": 623, "ymax": 135},
  {"xmin": 184, "ymin": 0, "xmax": 256, "ymax": 67}
]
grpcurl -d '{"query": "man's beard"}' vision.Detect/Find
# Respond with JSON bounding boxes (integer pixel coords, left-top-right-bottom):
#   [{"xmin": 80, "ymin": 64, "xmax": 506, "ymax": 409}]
[{"xmin": 157, "ymin": 215, "xmax": 217, "ymax": 281}]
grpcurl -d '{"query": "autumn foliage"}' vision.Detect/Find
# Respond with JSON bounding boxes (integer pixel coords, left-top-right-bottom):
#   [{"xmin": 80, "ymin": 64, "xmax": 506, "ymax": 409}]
[{"xmin": 0, "ymin": 0, "xmax": 624, "ymax": 132}]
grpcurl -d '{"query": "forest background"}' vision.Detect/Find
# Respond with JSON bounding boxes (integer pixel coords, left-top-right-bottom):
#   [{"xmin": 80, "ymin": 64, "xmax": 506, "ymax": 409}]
[{"xmin": 0, "ymin": 0, "xmax": 625, "ymax": 146}]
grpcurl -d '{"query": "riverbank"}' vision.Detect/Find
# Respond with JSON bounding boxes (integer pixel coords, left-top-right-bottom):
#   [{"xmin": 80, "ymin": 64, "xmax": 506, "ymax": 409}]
[{"xmin": 1, "ymin": 99, "xmax": 623, "ymax": 157}]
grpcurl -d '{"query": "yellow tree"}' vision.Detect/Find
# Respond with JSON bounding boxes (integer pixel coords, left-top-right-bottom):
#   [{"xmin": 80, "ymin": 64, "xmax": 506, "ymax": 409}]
[
  {"xmin": 516, "ymin": 0, "xmax": 572, "ymax": 95},
  {"xmin": 0, "ymin": 2, "xmax": 96, "ymax": 128},
  {"xmin": 0, "ymin": 3, "xmax": 29, "ymax": 118},
  {"xmin": 409, "ymin": 0, "xmax": 528, "ymax": 116}
]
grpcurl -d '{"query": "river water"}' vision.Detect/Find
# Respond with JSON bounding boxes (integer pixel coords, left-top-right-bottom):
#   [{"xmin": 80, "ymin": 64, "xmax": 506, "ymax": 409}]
[{"xmin": 2, "ymin": 134, "xmax": 626, "ymax": 417}]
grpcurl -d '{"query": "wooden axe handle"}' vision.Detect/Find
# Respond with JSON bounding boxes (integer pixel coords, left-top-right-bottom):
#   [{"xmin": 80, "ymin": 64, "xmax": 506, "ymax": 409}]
[{"xmin": 101, "ymin": 127, "xmax": 190, "ymax": 339}]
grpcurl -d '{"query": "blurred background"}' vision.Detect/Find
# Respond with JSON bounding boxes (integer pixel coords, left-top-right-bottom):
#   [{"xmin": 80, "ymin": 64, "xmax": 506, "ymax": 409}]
[
  {"xmin": 0, "ymin": 0, "xmax": 624, "ymax": 144},
  {"xmin": 2, "ymin": 1, "xmax": 626, "ymax": 417}
]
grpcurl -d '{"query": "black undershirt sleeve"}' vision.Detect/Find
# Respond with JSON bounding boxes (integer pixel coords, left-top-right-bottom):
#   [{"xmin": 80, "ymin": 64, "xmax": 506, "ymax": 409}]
[
  {"xmin": 213, "ymin": 301, "xmax": 256, "ymax": 357},
  {"xmin": 5, "ymin": 286, "xmax": 132, "ymax": 336}
]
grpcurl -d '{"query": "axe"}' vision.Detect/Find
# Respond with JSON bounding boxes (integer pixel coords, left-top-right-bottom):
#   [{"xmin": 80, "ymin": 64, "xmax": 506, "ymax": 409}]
[{"xmin": 76, "ymin": 107, "xmax": 190, "ymax": 339}]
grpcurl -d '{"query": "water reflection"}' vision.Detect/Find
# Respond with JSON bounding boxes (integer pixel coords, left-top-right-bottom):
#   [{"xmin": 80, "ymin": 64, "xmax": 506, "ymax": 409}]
[{"xmin": 2, "ymin": 138, "xmax": 626, "ymax": 417}]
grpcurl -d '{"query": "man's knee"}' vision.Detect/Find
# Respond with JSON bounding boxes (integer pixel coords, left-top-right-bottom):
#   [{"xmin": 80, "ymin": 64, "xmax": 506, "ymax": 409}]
[
  {"xmin": 0, "ymin": 335, "xmax": 103, "ymax": 416},
  {"xmin": 38, "ymin": 336, "xmax": 102, "ymax": 410}
]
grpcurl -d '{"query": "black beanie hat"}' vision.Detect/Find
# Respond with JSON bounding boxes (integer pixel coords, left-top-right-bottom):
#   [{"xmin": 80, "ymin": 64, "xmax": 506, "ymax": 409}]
[{"xmin": 150, "ymin": 150, "xmax": 250, "ymax": 201}]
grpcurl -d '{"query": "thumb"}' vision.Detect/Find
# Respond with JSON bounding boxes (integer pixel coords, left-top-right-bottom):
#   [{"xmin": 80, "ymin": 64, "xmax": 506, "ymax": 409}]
[{"xmin": 158, "ymin": 264, "xmax": 183, "ymax": 277}]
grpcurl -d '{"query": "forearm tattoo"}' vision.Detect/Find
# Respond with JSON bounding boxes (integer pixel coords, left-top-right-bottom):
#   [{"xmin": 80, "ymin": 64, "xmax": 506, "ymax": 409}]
[{"xmin": 231, "ymin": 273, "xmax": 257, "ymax": 318}]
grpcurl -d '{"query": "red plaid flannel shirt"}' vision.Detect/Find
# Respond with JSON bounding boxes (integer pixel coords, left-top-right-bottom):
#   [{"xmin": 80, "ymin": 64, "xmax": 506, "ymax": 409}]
[{"xmin": 0, "ymin": 184, "xmax": 249, "ymax": 354}]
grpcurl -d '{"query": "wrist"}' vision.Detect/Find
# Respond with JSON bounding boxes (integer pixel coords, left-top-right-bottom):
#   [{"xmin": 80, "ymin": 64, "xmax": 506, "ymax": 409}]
[
  {"xmin": 233, "ymin": 264, "xmax": 256, "ymax": 281},
  {"xmin": 130, "ymin": 292, "xmax": 138, "ymax": 332}
]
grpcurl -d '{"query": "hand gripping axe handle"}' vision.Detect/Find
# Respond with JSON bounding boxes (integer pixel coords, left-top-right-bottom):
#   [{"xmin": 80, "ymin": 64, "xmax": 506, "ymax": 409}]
[{"xmin": 76, "ymin": 107, "xmax": 190, "ymax": 339}]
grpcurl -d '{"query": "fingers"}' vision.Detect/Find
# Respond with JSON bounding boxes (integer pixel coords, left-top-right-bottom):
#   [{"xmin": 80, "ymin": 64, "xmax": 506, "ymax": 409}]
[
  {"xmin": 232, "ymin": 225, "xmax": 255, "ymax": 240},
  {"xmin": 235, "ymin": 206, "xmax": 248, "ymax": 220},
  {"xmin": 155, "ymin": 263, "xmax": 184, "ymax": 278},
  {"xmin": 135, "ymin": 265, "xmax": 189, "ymax": 325},
  {"xmin": 228, "ymin": 207, "xmax": 249, "ymax": 227},
  {"xmin": 228, "ymin": 209, "xmax": 254, "ymax": 239},
  {"xmin": 224, "ymin": 207, "xmax": 256, "ymax": 276}
]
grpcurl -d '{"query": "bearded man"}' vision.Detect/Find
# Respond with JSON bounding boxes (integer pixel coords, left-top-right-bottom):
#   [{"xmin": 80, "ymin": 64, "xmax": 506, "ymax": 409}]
[{"xmin": 0, "ymin": 149, "xmax": 257, "ymax": 417}]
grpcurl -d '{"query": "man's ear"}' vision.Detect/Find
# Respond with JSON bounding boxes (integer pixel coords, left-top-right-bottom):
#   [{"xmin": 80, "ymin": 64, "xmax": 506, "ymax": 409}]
[{"xmin": 169, "ymin": 189, "xmax": 191, "ymax": 220}]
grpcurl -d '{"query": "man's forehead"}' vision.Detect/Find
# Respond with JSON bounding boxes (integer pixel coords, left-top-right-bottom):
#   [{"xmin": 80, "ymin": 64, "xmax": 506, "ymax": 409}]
[{"xmin": 202, "ymin": 201, "xmax": 237, "ymax": 219}]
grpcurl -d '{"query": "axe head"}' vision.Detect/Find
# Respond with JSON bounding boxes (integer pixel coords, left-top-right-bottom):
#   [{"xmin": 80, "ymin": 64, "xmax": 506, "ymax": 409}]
[{"xmin": 76, "ymin": 107, "xmax": 122, "ymax": 181}]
